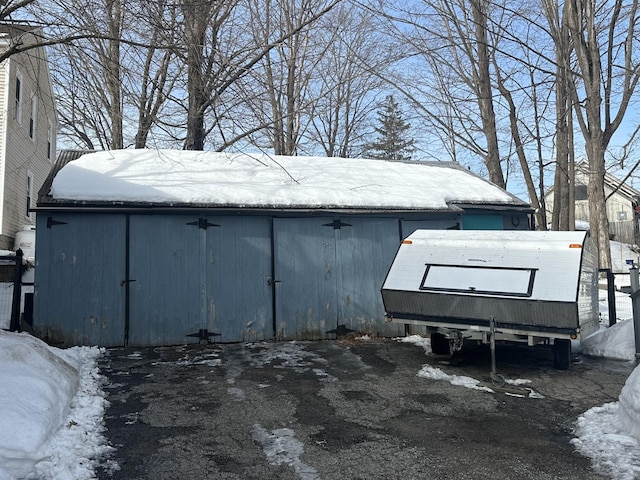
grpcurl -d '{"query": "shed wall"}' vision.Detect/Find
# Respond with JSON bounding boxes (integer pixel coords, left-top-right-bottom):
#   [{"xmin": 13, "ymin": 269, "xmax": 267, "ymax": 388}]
[
  {"xmin": 35, "ymin": 213, "xmax": 126, "ymax": 346},
  {"xmin": 34, "ymin": 209, "xmax": 530, "ymax": 347}
]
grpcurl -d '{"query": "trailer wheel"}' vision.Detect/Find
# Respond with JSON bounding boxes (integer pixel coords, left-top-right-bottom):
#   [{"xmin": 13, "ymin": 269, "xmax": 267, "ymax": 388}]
[
  {"xmin": 430, "ymin": 333, "xmax": 450, "ymax": 355},
  {"xmin": 553, "ymin": 339, "xmax": 572, "ymax": 370}
]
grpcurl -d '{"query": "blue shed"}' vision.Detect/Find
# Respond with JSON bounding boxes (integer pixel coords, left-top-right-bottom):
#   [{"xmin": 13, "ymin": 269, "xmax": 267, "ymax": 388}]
[{"xmin": 34, "ymin": 150, "xmax": 531, "ymax": 347}]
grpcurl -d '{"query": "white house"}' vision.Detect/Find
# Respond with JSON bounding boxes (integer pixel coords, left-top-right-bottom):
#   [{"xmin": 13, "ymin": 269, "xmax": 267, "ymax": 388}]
[
  {"xmin": 0, "ymin": 24, "xmax": 57, "ymax": 250},
  {"xmin": 545, "ymin": 161, "xmax": 640, "ymax": 247}
]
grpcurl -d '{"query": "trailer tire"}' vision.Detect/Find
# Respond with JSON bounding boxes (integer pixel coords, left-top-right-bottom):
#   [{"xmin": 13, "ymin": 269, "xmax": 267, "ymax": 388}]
[
  {"xmin": 431, "ymin": 333, "xmax": 450, "ymax": 356},
  {"xmin": 553, "ymin": 339, "xmax": 572, "ymax": 370}
]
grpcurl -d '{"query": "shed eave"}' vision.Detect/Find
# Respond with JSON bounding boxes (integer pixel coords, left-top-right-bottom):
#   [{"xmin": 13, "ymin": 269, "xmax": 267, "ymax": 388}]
[{"xmin": 32, "ymin": 200, "xmax": 490, "ymax": 216}]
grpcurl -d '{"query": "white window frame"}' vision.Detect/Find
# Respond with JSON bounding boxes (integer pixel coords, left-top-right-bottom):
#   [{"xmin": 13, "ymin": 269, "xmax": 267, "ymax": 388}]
[
  {"xmin": 26, "ymin": 172, "xmax": 33, "ymax": 219},
  {"xmin": 47, "ymin": 120, "xmax": 53, "ymax": 161},
  {"xmin": 14, "ymin": 72, "xmax": 22, "ymax": 123},
  {"xmin": 29, "ymin": 94, "xmax": 36, "ymax": 140}
]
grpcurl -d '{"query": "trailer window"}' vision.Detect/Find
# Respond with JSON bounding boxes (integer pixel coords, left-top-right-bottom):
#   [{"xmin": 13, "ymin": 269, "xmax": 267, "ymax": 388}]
[{"xmin": 420, "ymin": 264, "xmax": 536, "ymax": 297}]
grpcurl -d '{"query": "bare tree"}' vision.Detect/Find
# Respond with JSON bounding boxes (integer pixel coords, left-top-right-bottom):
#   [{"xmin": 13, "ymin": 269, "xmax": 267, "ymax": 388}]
[
  {"xmin": 47, "ymin": 0, "xmax": 180, "ymax": 149},
  {"xmin": 308, "ymin": 3, "xmax": 389, "ymax": 158},
  {"xmin": 371, "ymin": 0, "xmax": 508, "ymax": 185},
  {"xmin": 175, "ymin": 0, "xmax": 340, "ymax": 151},
  {"xmin": 565, "ymin": 0, "xmax": 640, "ymax": 268},
  {"xmin": 542, "ymin": 0, "xmax": 575, "ymax": 232}
]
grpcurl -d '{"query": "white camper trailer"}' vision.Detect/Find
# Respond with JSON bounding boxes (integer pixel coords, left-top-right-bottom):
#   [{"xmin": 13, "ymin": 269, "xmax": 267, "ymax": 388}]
[{"xmin": 381, "ymin": 230, "xmax": 600, "ymax": 369}]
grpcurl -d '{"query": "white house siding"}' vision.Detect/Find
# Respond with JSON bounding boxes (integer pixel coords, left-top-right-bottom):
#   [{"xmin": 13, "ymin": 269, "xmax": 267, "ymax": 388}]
[
  {"xmin": 0, "ymin": 35, "xmax": 56, "ymax": 249},
  {"xmin": 545, "ymin": 168, "xmax": 640, "ymax": 245}
]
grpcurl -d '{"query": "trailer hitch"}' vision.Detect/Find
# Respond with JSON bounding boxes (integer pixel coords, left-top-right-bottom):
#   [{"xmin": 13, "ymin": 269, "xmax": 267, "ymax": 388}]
[{"xmin": 489, "ymin": 316, "xmax": 506, "ymax": 387}]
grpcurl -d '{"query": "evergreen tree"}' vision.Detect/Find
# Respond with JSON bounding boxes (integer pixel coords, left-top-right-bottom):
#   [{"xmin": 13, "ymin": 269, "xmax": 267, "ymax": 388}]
[{"xmin": 366, "ymin": 95, "xmax": 415, "ymax": 161}]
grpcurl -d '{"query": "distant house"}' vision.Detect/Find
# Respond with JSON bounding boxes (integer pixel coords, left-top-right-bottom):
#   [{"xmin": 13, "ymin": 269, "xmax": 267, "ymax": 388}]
[
  {"xmin": 34, "ymin": 150, "xmax": 532, "ymax": 347},
  {"xmin": 545, "ymin": 161, "xmax": 640, "ymax": 246},
  {"xmin": 0, "ymin": 24, "xmax": 57, "ymax": 250}
]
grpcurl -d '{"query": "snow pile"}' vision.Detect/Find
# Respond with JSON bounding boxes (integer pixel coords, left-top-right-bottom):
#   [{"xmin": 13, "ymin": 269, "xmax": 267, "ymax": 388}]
[
  {"xmin": 581, "ymin": 319, "xmax": 636, "ymax": 361},
  {"xmin": 571, "ymin": 403, "xmax": 640, "ymax": 480},
  {"xmin": 620, "ymin": 367, "xmax": 640, "ymax": 444},
  {"xmin": 49, "ymin": 149, "xmax": 521, "ymax": 210},
  {"xmin": 0, "ymin": 331, "xmax": 111, "ymax": 480}
]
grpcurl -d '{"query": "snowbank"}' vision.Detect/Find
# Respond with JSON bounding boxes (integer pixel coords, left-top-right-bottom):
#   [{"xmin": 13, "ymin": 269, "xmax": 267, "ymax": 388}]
[
  {"xmin": 620, "ymin": 366, "xmax": 640, "ymax": 444},
  {"xmin": 0, "ymin": 331, "xmax": 111, "ymax": 480}
]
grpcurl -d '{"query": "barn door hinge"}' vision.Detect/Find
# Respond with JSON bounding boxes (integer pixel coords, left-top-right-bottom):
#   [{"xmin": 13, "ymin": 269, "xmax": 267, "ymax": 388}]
[
  {"xmin": 186, "ymin": 328, "xmax": 221, "ymax": 344},
  {"xmin": 326, "ymin": 324, "xmax": 355, "ymax": 337},
  {"xmin": 322, "ymin": 219, "xmax": 352, "ymax": 230},
  {"xmin": 47, "ymin": 216, "xmax": 68, "ymax": 228},
  {"xmin": 186, "ymin": 218, "xmax": 220, "ymax": 230}
]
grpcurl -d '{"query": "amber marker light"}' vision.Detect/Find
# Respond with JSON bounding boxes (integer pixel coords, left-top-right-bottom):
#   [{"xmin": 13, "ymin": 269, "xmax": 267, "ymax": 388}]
[
  {"xmin": 569, "ymin": 243, "xmax": 582, "ymax": 248},
  {"xmin": 402, "ymin": 240, "xmax": 413, "ymax": 244}
]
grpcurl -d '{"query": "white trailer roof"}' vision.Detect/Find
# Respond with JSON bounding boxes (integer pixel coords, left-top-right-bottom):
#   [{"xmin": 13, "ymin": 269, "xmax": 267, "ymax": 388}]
[{"xmin": 384, "ymin": 230, "xmax": 591, "ymax": 302}]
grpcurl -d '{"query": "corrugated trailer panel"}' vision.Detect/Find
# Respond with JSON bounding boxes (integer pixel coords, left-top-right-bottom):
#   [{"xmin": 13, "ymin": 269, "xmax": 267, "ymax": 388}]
[{"xmin": 382, "ymin": 290, "xmax": 578, "ymax": 331}]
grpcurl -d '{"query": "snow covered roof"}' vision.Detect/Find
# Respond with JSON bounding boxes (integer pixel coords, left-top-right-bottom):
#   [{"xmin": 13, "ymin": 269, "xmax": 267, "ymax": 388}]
[{"xmin": 38, "ymin": 149, "xmax": 529, "ymax": 212}]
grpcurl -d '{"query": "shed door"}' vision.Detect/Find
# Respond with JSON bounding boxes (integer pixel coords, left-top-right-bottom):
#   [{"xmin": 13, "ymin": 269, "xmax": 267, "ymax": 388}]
[
  {"xmin": 273, "ymin": 217, "xmax": 401, "ymax": 340},
  {"xmin": 273, "ymin": 218, "xmax": 337, "ymax": 339},
  {"xmin": 35, "ymin": 214, "xmax": 126, "ymax": 347},
  {"xmin": 336, "ymin": 218, "xmax": 402, "ymax": 336},
  {"xmin": 128, "ymin": 215, "xmax": 272, "ymax": 346},
  {"xmin": 128, "ymin": 215, "xmax": 202, "ymax": 346}
]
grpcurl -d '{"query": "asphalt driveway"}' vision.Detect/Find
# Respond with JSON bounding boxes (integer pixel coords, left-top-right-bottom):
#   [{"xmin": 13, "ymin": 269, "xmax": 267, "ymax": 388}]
[{"xmin": 96, "ymin": 337, "xmax": 633, "ymax": 480}]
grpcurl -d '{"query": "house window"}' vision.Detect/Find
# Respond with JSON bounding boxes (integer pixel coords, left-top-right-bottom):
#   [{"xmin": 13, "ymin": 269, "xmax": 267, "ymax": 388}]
[
  {"xmin": 575, "ymin": 184, "xmax": 588, "ymax": 201},
  {"xmin": 14, "ymin": 74, "xmax": 22, "ymax": 123},
  {"xmin": 29, "ymin": 95, "xmax": 36, "ymax": 139},
  {"xmin": 26, "ymin": 173, "xmax": 33, "ymax": 218},
  {"xmin": 47, "ymin": 121, "xmax": 52, "ymax": 161},
  {"xmin": 29, "ymin": 95, "xmax": 37, "ymax": 140}
]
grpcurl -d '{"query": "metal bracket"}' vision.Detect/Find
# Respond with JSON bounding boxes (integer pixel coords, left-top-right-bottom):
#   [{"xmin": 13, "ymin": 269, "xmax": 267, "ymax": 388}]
[
  {"xmin": 326, "ymin": 324, "xmax": 355, "ymax": 337},
  {"xmin": 322, "ymin": 219, "xmax": 352, "ymax": 230},
  {"xmin": 186, "ymin": 218, "xmax": 220, "ymax": 230},
  {"xmin": 186, "ymin": 328, "xmax": 221, "ymax": 343},
  {"xmin": 47, "ymin": 217, "xmax": 68, "ymax": 228}
]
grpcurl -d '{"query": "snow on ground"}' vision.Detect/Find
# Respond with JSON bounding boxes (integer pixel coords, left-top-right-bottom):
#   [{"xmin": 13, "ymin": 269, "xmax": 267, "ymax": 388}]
[
  {"xmin": 0, "ymin": 331, "xmax": 112, "ymax": 480},
  {"xmin": 1, "ymin": 289, "xmax": 639, "ymax": 479}
]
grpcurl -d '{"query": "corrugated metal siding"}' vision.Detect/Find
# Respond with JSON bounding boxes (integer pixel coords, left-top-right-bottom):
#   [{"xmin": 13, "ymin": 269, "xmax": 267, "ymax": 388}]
[
  {"xmin": 34, "ymin": 213, "xmax": 126, "ymax": 346},
  {"xmin": 382, "ymin": 290, "xmax": 579, "ymax": 330}
]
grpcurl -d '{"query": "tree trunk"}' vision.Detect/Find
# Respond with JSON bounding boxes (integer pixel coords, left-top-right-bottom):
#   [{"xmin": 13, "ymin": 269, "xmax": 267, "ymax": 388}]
[
  {"xmin": 183, "ymin": 1, "xmax": 209, "ymax": 151},
  {"xmin": 471, "ymin": 0, "xmax": 504, "ymax": 188},
  {"xmin": 106, "ymin": 0, "xmax": 123, "ymax": 149}
]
